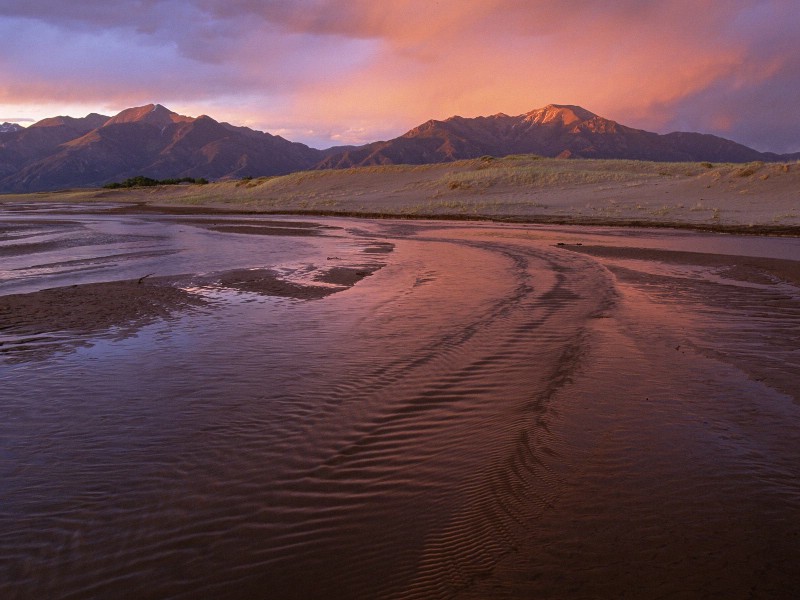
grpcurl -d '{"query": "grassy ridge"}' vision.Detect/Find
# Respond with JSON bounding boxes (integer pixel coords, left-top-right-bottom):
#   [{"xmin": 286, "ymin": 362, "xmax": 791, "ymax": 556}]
[{"xmin": 3, "ymin": 156, "xmax": 799, "ymax": 231}]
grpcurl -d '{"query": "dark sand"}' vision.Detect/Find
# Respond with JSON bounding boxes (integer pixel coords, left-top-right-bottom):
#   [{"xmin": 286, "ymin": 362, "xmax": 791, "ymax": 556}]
[
  {"xmin": 565, "ymin": 244, "xmax": 800, "ymax": 286},
  {"xmin": 204, "ymin": 265, "xmax": 381, "ymax": 298},
  {"xmin": 0, "ymin": 212, "xmax": 386, "ymax": 359},
  {"xmin": 0, "ymin": 278, "xmax": 200, "ymax": 332},
  {"xmin": 0, "ymin": 265, "xmax": 382, "ymax": 361}
]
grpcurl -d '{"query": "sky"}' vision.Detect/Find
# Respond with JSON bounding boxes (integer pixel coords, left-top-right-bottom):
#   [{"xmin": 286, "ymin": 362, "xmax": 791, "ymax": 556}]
[{"xmin": 0, "ymin": 0, "xmax": 798, "ymax": 153}]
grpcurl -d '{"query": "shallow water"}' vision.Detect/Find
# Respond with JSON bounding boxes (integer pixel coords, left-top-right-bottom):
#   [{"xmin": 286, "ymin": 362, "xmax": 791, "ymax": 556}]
[{"xmin": 2, "ymin": 206, "xmax": 800, "ymax": 598}]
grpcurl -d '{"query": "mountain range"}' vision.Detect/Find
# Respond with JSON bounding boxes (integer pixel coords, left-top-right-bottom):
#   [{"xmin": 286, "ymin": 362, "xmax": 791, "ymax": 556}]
[{"xmin": 1, "ymin": 103, "xmax": 797, "ymax": 193}]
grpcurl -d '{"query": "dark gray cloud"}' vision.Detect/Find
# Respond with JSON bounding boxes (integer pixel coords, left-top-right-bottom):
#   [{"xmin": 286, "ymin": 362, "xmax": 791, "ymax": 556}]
[{"xmin": 0, "ymin": 0, "xmax": 798, "ymax": 151}]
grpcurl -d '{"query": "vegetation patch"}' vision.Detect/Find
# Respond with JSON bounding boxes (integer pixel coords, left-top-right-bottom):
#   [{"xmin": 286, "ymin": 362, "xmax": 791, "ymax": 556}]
[
  {"xmin": 735, "ymin": 162, "xmax": 763, "ymax": 177},
  {"xmin": 104, "ymin": 175, "xmax": 209, "ymax": 189}
]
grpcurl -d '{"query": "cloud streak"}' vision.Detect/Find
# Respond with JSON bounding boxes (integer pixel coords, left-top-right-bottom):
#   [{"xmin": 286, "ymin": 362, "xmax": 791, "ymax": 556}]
[{"xmin": 1, "ymin": 0, "xmax": 798, "ymax": 152}]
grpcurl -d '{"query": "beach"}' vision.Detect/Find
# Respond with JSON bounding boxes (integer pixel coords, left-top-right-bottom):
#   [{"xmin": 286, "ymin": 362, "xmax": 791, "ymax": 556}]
[{"xmin": 2, "ymin": 178, "xmax": 800, "ymax": 598}]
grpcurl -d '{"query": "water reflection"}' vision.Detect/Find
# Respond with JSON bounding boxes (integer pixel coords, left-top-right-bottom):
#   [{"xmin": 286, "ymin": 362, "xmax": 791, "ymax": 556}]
[{"xmin": 2, "ymin": 204, "xmax": 800, "ymax": 599}]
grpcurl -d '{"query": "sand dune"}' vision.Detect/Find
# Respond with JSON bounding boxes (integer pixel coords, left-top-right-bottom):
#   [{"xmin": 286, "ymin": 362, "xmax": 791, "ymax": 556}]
[{"xmin": 3, "ymin": 156, "xmax": 799, "ymax": 233}]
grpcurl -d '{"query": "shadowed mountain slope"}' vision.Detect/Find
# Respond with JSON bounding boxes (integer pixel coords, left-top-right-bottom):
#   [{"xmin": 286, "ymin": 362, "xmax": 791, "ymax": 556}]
[
  {"xmin": 0, "ymin": 104, "xmax": 323, "ymax": 192},
  {"xmin": 1, "ymin": 103, "xmax": 795, "ymax": 193},
  {"xmin": 317, "ymin": 105, "xmax": 772, "ymax": 168}
]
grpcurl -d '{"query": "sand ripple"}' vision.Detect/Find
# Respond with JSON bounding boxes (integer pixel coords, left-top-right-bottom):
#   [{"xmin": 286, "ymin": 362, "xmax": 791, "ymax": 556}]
[{"xmin": 2, "ymin": 215, "xmax": 800, "ymax": 599}]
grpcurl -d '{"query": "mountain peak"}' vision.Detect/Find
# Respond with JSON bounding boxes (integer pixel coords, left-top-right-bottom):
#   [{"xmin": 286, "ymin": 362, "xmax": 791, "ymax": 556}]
[
  {"xmin": 27, "ymin": 113, "xmax": 109, "ymax": 130},
  {"xmin": 524, "ymin": 104, "xmax": 598, "ymax": 126},
  {"xmin": 104, "ymin": 104, "xmax": 194, "ymax": 128},
  {"xmin": 1, "ymin": 122, "xmax": 25, "ymax": 133},
  {"xmin": 31, "ymin": 115, "xmax": 78, "ymax": 128}
]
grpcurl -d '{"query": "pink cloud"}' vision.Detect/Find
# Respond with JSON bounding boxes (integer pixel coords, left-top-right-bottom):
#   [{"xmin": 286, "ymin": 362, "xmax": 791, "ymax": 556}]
[{"xmin": 1, "ymin": 0, "xmax": 798, "ymax": 151}]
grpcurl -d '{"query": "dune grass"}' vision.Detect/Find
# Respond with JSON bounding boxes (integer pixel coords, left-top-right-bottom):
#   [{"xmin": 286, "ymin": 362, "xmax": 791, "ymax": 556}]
[{"xmin": 2, "ymin": 156, "xmax": 798, "ymax": 231}]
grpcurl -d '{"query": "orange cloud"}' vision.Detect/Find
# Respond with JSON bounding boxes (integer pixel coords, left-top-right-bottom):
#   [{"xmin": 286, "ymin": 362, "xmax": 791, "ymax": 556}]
[
  {"xmin": 276, "ymin": 0, "xmax": 750, "ymax": 140},
  {"xmin": 1, "ymin": 0, "xmax": 798, "ymax": 151}
]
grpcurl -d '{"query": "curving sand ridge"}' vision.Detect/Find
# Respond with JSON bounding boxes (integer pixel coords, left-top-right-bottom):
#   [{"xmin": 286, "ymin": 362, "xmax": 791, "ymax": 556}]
[{"xmin": 4, "ymin": 156, "xmax": 799, "ymax": 233}]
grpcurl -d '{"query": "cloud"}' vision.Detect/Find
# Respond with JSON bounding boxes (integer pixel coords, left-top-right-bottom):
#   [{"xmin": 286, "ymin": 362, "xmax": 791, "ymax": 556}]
[
  {"xmin": 644, "ymin": 0, "xmax": 800, "ymax": 153},
  {"xmin": 1, "ymin": 0, "xmax": 798, "ymax": 152}
]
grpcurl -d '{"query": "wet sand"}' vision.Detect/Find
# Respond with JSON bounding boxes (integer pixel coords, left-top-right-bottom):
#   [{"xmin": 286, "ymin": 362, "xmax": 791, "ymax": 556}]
[
  {"xmin": 0, "ymin": 265, "xmax": 379, "ymax": 359},
  {"xmin": 0, "ymin": 211, "xmax": 387, "ymax": 360},
  {"xmin": 0, "ymin": 278, "xmax": 204, "ymax": 358},
  {"xmin": 566, "ymin": 244, "xmax": 800, "ymax": 285},
  {"xmin": 2, "ymin": 206, "xmax": 800, "ymax": 599}
]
